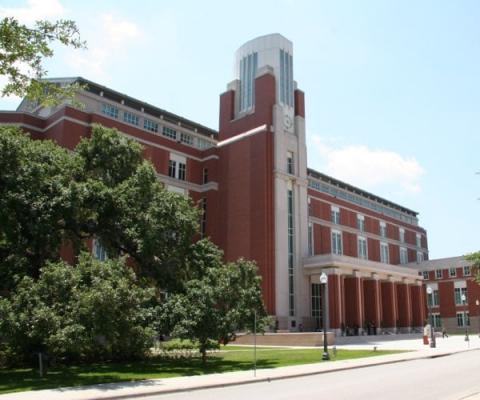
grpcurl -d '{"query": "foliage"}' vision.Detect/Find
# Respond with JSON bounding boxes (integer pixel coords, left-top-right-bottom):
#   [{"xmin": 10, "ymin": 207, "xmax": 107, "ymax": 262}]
[
  {"xmin": 0, "ymin": 253, "xmax": 156, "ymax": 366},
  {"xmin": 0, "ymin": 125, "xmax": 206, "ymax": 292},
  {"xmin": 159, "ymin": 258, "xmax": 269, "ymax": 363},
  {"xmin": 0, "ymin": 17, "xmax": 86, "ymax": 106},
  {"xmin": 466, "ymin": 251, "xmax": 480, "ymax": 281},
  {"xmin": 0, "ymin": 126, "xmax": 81, "ymax": 289}
]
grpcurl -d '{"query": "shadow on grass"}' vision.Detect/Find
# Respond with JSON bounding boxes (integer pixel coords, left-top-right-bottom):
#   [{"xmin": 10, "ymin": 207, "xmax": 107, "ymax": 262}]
[{"xmin": 0, "ymin": 356, "xmax": 277, "ymax": 394}]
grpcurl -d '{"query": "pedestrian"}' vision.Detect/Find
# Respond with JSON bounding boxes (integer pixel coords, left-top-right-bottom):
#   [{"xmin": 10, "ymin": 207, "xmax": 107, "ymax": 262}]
[{"xmin": 442, "ymin": 327, "xmax": 448, "ymax": 338}]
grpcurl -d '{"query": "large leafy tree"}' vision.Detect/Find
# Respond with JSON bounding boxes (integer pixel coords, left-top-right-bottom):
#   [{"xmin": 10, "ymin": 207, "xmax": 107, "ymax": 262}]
[
  {"xmin": 159, "ymin": 258, "xmax": 270, "ymax": 363},
  {"xmin": 0, "ymin": 125, "xmax": 206, "ymax": 292},
  {"xmin": 0, "ymin": 254, "xmax": 156, "ymax": 365},
  {"xmin": 0, "ymin": 17, "xmax": 85, "ymax": 106},
  {"xmin": 0, "ymin": 126, "xmax": 81, "ymax": 288}
]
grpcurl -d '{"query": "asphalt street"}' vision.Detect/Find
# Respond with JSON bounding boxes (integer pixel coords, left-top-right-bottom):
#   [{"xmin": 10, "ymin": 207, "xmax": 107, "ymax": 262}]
[{"xmin": 142, "ymin": 350, "xmax": 480, "ymax": 400}]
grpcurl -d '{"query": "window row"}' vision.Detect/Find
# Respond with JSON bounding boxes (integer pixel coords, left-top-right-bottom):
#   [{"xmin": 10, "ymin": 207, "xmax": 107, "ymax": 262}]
[
  {"xmin": 328, "ymin": 205, "xmax": 424, "ymax": 248},
  {"xmin": 426, "ymin": 286, "xmax": 470, "ymax": 307},
  {"xmin": 308, "ymin": 178, "xmax": 418, "ymax": 226},
  {"xmin": 101, "ymin": 103, "xmax": 214, "ymax": 150},
  {"xmin": 327, "ymin": 230, "xmax": 421, "ymax": 264},
  {"xmin": 423, "ymin": 266, "xmax": 471, "ymax": 280}
]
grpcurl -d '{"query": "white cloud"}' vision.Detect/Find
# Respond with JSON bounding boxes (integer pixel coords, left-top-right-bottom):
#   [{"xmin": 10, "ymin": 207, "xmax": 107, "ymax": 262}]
[
  {"xmin": 64, "ymin": 13, "xmax": 141, "ymax": 81},
  {"xmin": 309, "ymin": 135, "xmax": 424, "ymax": 194},
  {"xmin": 0, "ymin": 0, "xmax": 65, "ymax": 23}
]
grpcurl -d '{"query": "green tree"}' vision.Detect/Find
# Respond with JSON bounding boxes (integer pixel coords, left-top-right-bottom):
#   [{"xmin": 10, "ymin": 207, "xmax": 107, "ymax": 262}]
[
  {"xmin": 0, "ymin": 126, "xmax": 81, "ymax": 289},
  {"xmin": 0, "ymin": 125, "xmax": 205, "ymax": 292},
  {"xmin": 466, "ymin": 251, "xmax": 480, "ymax": 280},
  {"xmin": 0, "ymin": 253, "xmax": 156, "ymax": 366},
  {"xmin": 0, "ymin": 17, "xmax": 86, "ymax": 106},
  {"xmin": 159, "ymin": 258, "xmax": 269, "ymax": 363}
]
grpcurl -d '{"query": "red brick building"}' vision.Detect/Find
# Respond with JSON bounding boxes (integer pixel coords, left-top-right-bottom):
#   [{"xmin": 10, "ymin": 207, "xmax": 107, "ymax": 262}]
[
  {"xmin": 412, "ymin": 257, "xmax": 480, "ymax": 334},
  {"xmin": 0, "ymin": 34, "xmax": 430, "ymax": 334}
]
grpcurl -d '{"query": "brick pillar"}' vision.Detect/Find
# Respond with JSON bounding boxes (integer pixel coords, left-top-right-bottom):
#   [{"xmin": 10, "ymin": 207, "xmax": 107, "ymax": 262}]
[
  {"xmin": 328, "ymin": 274, "xmax": 343, "ymax": 330},
  {"xmin": 381, "ymin": 279, "xmax": 398, "ymax": 332},
  {"xmin": 363, "ymin": 274, "xmax": 382, "ymax": 333},
  {"xmin": 344, "ymin": 274, "xmax": 364, "ymax": 333},
  {"xmin": 410, "ymin": 282, "xmax": 425, "ymax": 328},
  {"xmin": 396, "ymin": 282, "xmax": 413, "ymax": 331}
]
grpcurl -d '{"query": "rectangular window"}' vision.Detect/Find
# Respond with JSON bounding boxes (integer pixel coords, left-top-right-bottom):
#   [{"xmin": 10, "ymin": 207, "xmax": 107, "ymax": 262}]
[
  {"xmin": 455, "ymin": 287, "xmax": 468, "ymax": 305},
  {"xmin": 180, "ymin": 132, "xmax": 193, "ymax": 145},
  {"xmin": 287, "ymin": 189, "xmax": 295, "ymax": 317},
  {"xmin": 427, "ymin": 289, "xmax": 439, "ymax": 307},
  {"xmin": 432, "ymin": 313, "xmax": 442, "ymax": 328},
  {"xmin": 168, "ymin": 160, "xmax": 176, "ymax": 178},
  {"xmin": 457, "ymin": 312, "xmax": 470, "ymax": 327},
  {"xmin": 331, "ymin": 230, "xmax": 343, "ymax": 255},
  {"xmin": 357, "ymin": 215, "xmax": 365, "ymax": 232},
  {"xmin": 102, "ymin": 103, "xmax": 118, "ymax": 118},
  {"xmin": 358, "ymin": 236, "xmax": 368, "ymax": 260},
  {"xmin": 379, "ymin": 222, "xmax": 387, "ymax": 238},
  {"xmin": 422, "ymin": 271, "xmax": 429, "ymax": 280},
  {"xmin": 449, "ymin": 267, "xmax": 457, "ymax": 277},
  {"xmin": 287, "ymin": 151, "xmax": 294, "ymax": 174},
  {"xmin": 178, "ymin": 162, "xmax": 186, "ymax": 181},
  {"xmin": 203, "ymin": 168, "xmax": 209, "ymax": 184},
  {"xmin": 436, "ymin": 269, "xmax": 443, "ymax": 279},
  {"xmin": 162, "ymin": 126, "xmax": 177, "ymax": 140},
  {"xmin": 399, "ymin": 228, "xmax": 405, "ymax": 243},
  {"xmin": 417, "ymin": 251, "xmax": 424, "ymax": 263},
  {"xmin": 123, "ymin": 111, "xmax": 139, "ymax": 125},
  {"xmin": 311, "ymin": 283, "xmax": 322, "ymax": 327},
  {"xmin": 308, "ymin": 223, "xmax": 314, "ymax": 256},
  {"xmin": 200, "ymin": 198, "xmax": 207, "ymax": 238},
  {"xmin": 93, "ymin": 239, "xmax": 107, "ymax": 261},
  {"xmin": 400, "ymin": 247, "xmax": 408, "ymax": 265},
  {"xmin": 144, "ymin": 118, "xmax": 158, "ymax": 132},
  {"xmin": 380, "ymin": 242, "xmax": 389, "ymax": 264},
  {"xmin": 416, "ymin": 234, "xmax": 421, "ymax": 248},
  {"xmin": 464, "ymin": 266, "xmax": 471, "ymax": 276},
  {"xmin": 331, "ymin": 206, "xmax": 340, "ymax": 225}
]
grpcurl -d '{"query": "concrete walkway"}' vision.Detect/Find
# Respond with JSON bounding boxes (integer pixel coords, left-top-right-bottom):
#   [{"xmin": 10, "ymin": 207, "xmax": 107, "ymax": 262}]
[{"xmin": 1, "ymin": 335, "xmax": 479, "ymax": 400}]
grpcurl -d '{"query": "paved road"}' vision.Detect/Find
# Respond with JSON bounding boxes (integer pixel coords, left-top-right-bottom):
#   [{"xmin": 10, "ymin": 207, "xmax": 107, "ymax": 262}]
[{"xmin": 142, "ymin": 350, "xmax": 480, "ymax": 400}]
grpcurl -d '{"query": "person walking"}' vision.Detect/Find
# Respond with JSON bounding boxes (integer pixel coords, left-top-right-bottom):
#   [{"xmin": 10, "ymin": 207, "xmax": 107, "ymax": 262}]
[{"xmin": 442, "ymin": 327, "xmax": 448, "ymax": 338}]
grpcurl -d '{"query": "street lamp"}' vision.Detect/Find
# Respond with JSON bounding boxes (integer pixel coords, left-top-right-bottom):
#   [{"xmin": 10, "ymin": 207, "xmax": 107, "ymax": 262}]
[
  {"xmin": 461, "ymin": 294, "xmax": 469, "ymax": 342},
  {"xmin": 320, "ymin": 272, "xmax": 330, "ymax": 361},
  {"xmin": 426, "ymin": 286, "xmax": 436, "ymax": 348},
  {"xmin": 476, "ymin": 299, "xmax": 480, "ymax": 338}
]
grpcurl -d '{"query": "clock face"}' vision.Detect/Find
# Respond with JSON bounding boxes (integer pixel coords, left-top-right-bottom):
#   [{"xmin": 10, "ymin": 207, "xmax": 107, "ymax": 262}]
[{"xmin": 283, "ymin": 114, "xmax": 293, "ymax": 130}]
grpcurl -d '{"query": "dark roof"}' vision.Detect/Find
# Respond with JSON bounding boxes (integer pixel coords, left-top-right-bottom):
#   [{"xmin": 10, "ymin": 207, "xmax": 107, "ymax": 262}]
[
  {"xmin": 307, "ymin": 168, "xmax": 418, "ymax": 217},
  {"xmin": 42, "ymin": 77, "xmax": 218, "ymax": 138}
]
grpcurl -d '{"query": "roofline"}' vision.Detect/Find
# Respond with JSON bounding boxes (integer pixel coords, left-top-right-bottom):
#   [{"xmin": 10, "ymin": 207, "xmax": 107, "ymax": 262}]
[
  {"xmin": 38, "ymin": 77, "xmax": 219, "ymax": 138},
  {"xmin": 307, "ymin": 167, "xmax": 418, "ymax": 217}
]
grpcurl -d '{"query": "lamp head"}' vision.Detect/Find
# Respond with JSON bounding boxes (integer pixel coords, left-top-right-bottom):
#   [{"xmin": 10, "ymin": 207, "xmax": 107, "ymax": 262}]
[{"xmin": 320, "ymin": 272, "xmax": 328, "ymax": 285}]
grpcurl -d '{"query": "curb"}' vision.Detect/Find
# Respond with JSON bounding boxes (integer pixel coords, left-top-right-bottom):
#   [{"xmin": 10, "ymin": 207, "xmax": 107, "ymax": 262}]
[{"xmin": 94, "ymin": 347, "xmax": 480, "ymax": 400}]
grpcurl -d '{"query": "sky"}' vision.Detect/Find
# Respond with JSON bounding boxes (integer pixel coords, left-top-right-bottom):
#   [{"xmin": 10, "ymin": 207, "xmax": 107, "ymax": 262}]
[{"xmin": 1, "ymin": 0, "xmax": 479, "ymax": 259}]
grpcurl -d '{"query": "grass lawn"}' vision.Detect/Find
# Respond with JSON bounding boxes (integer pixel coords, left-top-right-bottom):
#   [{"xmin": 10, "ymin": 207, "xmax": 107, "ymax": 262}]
[{"xmin": 0, "ymin": 347, "xmax": 402, "ymax": 394}]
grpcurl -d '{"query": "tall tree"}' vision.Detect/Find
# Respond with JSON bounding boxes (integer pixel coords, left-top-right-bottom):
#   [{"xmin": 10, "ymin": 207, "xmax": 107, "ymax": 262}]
[
  {"xmin": 0, "ymin": 17, "xmax": 86, "ymax": 106},
  {"xmin": 466, "ymin": 251, "xmax": 480, "ymax": 281},
  {"xmin": 0, "ymin": 126, "xmax": 81, "ymax": 289},
  {"xmin": 159, "ymin": 258, "xmax": 270, "ymax": 363}
]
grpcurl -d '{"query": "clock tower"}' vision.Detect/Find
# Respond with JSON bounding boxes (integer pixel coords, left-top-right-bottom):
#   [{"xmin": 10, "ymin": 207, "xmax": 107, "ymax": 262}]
[{"xmin": 218, "ymin": 34, "xmax": 308, "ymax": 330}]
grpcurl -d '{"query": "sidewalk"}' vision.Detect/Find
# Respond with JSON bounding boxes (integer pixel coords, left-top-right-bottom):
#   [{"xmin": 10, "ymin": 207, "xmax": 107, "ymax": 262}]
[{"xmin": 1, "ymin": 335, "xmax": 479, "ymax": 400}]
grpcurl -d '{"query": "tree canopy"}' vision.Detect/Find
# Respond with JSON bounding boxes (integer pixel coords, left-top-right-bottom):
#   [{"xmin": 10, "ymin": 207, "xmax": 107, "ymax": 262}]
[
  {"xmin": 0, "ymin": 124, "xmax": 269, "ymax": 365},
  {"xmin": 0, "ymin": 17, "xmax": 85, "ymax": 106}
]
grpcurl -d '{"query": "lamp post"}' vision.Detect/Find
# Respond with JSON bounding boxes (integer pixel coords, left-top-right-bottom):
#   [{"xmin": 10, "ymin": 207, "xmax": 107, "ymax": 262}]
[
  {"xmin": 462, "ymin": 294, "xmax": 469, "ymax": 342},
  {"xmin": 320, "ymin": 272, "xmax": 330, "ymax": 361},
  {"xmin": 426, "ymin": 286, "xmax": 436, "ymax": 348},
  {"xmin": 476, "ymin": 299, "xmax": 480, "ymax": 338}
]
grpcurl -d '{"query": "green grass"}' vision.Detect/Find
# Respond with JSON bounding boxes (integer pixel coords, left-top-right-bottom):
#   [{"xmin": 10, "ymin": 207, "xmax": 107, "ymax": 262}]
[{"xmin": 0, "ymin": 347, "xmax": 401, "ymax": 395}]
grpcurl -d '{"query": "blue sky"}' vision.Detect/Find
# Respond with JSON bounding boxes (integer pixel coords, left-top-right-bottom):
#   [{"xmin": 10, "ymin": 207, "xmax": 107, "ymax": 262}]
[{"xmin": 1, "ymin": 0, "xmax": 479, "ymax": 259}]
